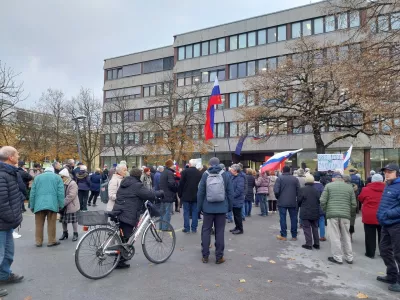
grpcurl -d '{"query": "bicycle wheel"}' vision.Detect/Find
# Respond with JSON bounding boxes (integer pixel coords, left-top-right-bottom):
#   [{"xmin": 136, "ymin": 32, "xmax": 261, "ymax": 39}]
[
  {"xmin": 142, "ymin": 219, "xmax": 176, "ymax": 264},
  {"xmin": 75, "ymin": 227, "xmax": 122, "ymax": 279}
]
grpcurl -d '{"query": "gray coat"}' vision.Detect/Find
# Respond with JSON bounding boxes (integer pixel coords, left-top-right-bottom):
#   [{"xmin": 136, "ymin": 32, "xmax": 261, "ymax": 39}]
[{"xmin": 274, "ymin": 172, "xmax": 300, "ymax": 208}]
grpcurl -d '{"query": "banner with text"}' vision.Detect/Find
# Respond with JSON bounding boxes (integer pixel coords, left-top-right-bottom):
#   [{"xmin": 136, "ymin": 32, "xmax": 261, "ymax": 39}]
[{"xmin": 317, "ymin": 154, "xmax": 344, "ymax": 172}]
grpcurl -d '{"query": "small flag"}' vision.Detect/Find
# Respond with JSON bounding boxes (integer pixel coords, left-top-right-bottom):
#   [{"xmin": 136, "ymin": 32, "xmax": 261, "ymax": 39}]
[
  {"xmin": 204, "ymin": 78, "xmax": 223, "ymax": 140},
  {"xmin": 235, "ymin": 136, "xmax": 247, "ymax": 156},
  {"xmin": 343, "ymin": 145, "xmax": 353, "ymax": 170},
  {"xmin": 261, "ymin": 149, "xmax": 303, "ymax": 173}
]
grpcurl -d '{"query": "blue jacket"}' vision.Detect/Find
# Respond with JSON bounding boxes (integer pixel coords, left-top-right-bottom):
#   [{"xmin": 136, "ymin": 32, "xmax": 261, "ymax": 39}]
[
  {"xmin": 76, "ymin": 171, "xmax": 90, "ymax": 191},
  {"xmin": 90, "ymin": 172, "xmax": 102, "ymax": 192},
  {"xmin": 197, "ymin": 165, "xmax": 233, "ymax": 214},
  {"xmin": 377, "ymin": 178, "xmax": 400, "ymax": 226},
  {"xmin": 231, "ymin": 172, "xmax": 246, "ymax": 208},
  {"xmin": 154, "ymin": 171, "xmax": 162, "ymax": 191}
]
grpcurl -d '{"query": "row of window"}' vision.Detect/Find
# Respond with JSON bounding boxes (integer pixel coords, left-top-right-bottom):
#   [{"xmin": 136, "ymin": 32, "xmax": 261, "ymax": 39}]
[
  {"xmin": 371, "ymin": 12, "xmax": 400, "ymax": 32},
  {"xmin": 105, "ymin": 82, "xmax": 172, "ymax": 100},
  {"xmin": 177, "ymin": 68, "xmax": 226, "ymax": 86},
  {"xmin": 177, "ymin": 11, "xmax": 360, "ymax": 61},
  {"xmin": 106, "ymin": 57, "xmax": 174, "ymax": 81}
]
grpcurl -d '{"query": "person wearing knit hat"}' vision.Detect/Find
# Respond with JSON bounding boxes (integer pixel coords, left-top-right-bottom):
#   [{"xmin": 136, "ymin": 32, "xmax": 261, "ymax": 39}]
[
  {"xmin": 367, "ymin": 170, "xmax": 376, "ymax": 184},
  {"xmin": 209, "ymin": 157, "xmax": 220, "ymax": 166},
  {"xmin": 358, "ymin": 173, "xmax": 385, "ymax": 259},
  {"xmin": 140, "ymin": 167, "xmax": 153, "ymax": 191},
  {"xmin": 159, "ymin": 159, "xmax": 178, "ymax": 229},
  {"xmin": 298, "ymin": 174, "xmax": 321, "ymax": 250}
]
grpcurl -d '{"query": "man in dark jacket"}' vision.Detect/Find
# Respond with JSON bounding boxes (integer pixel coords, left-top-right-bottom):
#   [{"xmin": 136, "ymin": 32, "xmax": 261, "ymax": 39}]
[
  {"xmin": 376, "ymin": 164, "xmax": 400, "ymax": 292},
  {"xmin": 76, "ymin": 165, "xmax": 91, "ymax": 211},
  {"xmin": 230, "ymin": 164, "xmax": 246, "ymax": 235},
  {"xmin": 245, "ymin": 169, "xmax": 255, "ymax": 217},
  {"xmin": 17, "ymin": 161, "xmax": 33, "ymax": 213},
  {"xmin": 0, "ymin": 146, "xmax": 25, "ymax": 297},
  {"xmin": 102, "ymin": 165, "xmax": 109, "ymax": 181},
  {"xmin": 197, "ymin": 157, "xmax": 233, "ymax": 264},
  {"xmin": 178, "ymin": 159, "xmax": 202, "ymax": 233},
  {"xmin": 159, "ymin": 159, "xmax": 177, "ymax": 230},
  {"xmin": 153, "ymin": 166, "xmax": 163, "ymax": 191},
  {"xmin": 274, "ymin": 166, "xmax": 300, "ymax": 241}
]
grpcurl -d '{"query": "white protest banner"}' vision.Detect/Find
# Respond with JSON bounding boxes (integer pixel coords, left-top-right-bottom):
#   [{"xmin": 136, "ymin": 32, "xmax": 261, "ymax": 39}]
[
  {"xmin": 317, "ymin": 154, "xmax": 344, "ymax": 172},
  {"xmin": 193, "ymin": 158, "xmax": 202, "ymax": 169}
]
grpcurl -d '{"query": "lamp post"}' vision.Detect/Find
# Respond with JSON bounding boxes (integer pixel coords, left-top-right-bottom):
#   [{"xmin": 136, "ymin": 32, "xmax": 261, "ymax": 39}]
[
  {"xmin": 213, "ymin": 144, "xmax": 218, "ymax": 157},
  {"xmin": 72, "ymin": 116, "xmax": 86, "ymax": 163}
]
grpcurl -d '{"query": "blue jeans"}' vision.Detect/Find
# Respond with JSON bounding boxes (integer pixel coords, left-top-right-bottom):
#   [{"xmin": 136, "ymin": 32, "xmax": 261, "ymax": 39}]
[
  {"xmin": 279, "ymin": 207, "xmax": 298, "ymax": 238},
  {"xmin": 0, "ymin": 229, "xmax": 14, "ymax": 280},
  {"xmin": 183, "ymin": 202, "xmax": 198, "ymax": 232},
  {"xmin": 245, "ymin": 200, "xmax": 252, "ymax": 216},
  {"xmin": 241, "ymin": 205, "xmax": 246, "ymax": 219},
  {"xmin": 259, "ymin": 194, "xmax": 268, "ymax": 216},
  {"xmin": 159, "ymin": 202, "xmax": 173, "ymax": 230},
  {"xmin": 226, "ymin": 211, "xmax": 233, "ymax": 221},
  {"xmin": 319, "ymin": 215, "xmax": 326, "ymax": 238},
  {"xmin": 255, "ymin": 194, "xmax": 261, "ymax": 206}
]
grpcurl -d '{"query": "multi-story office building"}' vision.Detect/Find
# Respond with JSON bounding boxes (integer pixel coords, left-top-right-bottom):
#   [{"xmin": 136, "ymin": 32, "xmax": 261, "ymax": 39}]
[{"xmin": 102, "ymin": 1, "xmax": 399, "ymax": 177}]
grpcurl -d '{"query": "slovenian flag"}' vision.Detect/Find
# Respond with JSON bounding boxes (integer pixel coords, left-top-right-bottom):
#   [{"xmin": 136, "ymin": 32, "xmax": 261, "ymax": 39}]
[
  {"xmin": 343, "ymin": 145, "xmax": 353, "ymax": 170},
  {"xmin": 204, "ymin": 78, "xmax": 223, "ymax": 140},
  {"xmin": 261, "ymin": 149, "xmax": 303, "ymax": 173}
]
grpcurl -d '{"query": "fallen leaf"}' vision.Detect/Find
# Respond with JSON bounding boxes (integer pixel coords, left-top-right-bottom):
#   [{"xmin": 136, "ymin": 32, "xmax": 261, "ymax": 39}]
[
  {"xmin": 356, "ymin": 292, "xmax": 368, "ymax": 299},
  {"xmin": 247, "ymin": 265, "xmax": 252, "ymax": 268},
  {"xmin": 215, "ymin": 284, "xmax": 220, "ymax": 287},
  {"xmin": 24, "ymin": 297, "xmax": 32, "ymax": 300},
  {"xmin": 205, "ymin": 289, "xmax": 209, "ymax": 291},
  {"xmin": 287, "ymin": 258, "xmax": 296, "ymax": 261},
  {"xmin": 237, "ymin": 288, "xmax": 244, "ymax": 292},
  {"xmin": 239, "ymin": 279, "xmax": 246, "ymax": 283},
  {"xmin": 269, "ymin": 260, "xmax": 276, "ymax": 264},
  {"xmin": 267, "ymin": 280, "xmax": 273, "ymax": 283},
  {"xmin": 378, "ymin": 272, "xmax": 385, "ymax": 275}
]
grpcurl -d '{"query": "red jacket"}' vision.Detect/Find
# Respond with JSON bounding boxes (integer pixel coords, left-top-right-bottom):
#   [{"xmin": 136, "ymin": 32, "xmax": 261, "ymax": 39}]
[{"xmin": 358, "ymin": 182, "xmax": 385, "ymax": 225}]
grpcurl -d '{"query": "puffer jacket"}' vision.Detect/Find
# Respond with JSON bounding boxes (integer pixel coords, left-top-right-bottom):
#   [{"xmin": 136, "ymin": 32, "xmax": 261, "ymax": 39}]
[
  {"xmin": 76, "ymin": 171, "xmax": 90, "ymax": 191},
  {"xmin": 231, "ymin": 173, "xmax": 245, "ymax": 208},
  {"xmin": 274, "ymin": 173, "xmax": 300, "ymax": 208},
  {"xmin": 63, "ymin": 177, "xmax": 80, "ymax": 214},
  {"xmin": 89, "ymin": 172, "xmax": 102, "ymax": 192},
  {"xmin": 245, "ymin": 174, "xmax": 256, "ymax": 201},
  {"xmin": 377, "ymin": 178, "xmax": 400, "ymax": 226},
  {"xmin": 107, "ymin": 173, "xmax": 124, "ymax": 211},
  {"xmin": 255, "ymin": 173, "xmax": 270, "ymax": 195},
  {"xmin": 0, "ymin": 162, "xmax": 24, "ymax": 230},
  {"xmin": 159, "ymin": 168, "xmax": 177, "ymax": 203},
  {"xmin": 320, "ymin": 181, "xmax": 357, "ymax": 220},
  {"xmin": 358, "ymin": 182, "xmax": 385, "ymax": 225},
  {"xmin": 268, "ymin": 175, "xmax": 277, "ymax": 200},
  {"xmin": 298, "ymin": 183, "xmax": 320, "ymax": 221}
]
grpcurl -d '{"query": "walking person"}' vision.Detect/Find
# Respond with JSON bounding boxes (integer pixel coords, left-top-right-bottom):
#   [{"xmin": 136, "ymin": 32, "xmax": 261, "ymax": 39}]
[
  {"xmin": 58, "ymin": 168, "xmax": 80, "ymax": 242},
  {"xmin": 256, "ymin": 170, "xmax": 270, "ymax": 217},
  {"xmin": 0, "ymin": 146, "xmax": 25, "ymax": 297},
  {"xmin": 274, "ymin": 166, "xmax": 300, "ymax": 241},
  {"xmin": 76, "ymin": 165, "xmax": 90, "ymax": 211},
  {"xmin": 140, "ymin": 167, "xmax": 153, "ymax": 191},
  {"xmin": 268, "ymin": 171, "xmax": 277, "ymax": 213},
  {"xmin": 245, "ymin": 168, "xmax": 255, "ymax": 217},
  {"xmin": 107, "ymin": 164, "xmax": 127, "ymax": 211},
  {"xmin": 298, "ymin": 174, "xmax": 320, "ymax": 250},
  {"xmin": 159, "ymin": 159, "xmax": 178, "ymax": 230},
  {"xmin": 376, "ymin": 164, "xmax": 400, "ymax": 292},
  {"xmin": 178, "ymin": 159, "xmax": 202, "ymax": 233},
  {"xmin": 30, "ymin": 166, "xmax": 64, "ymax": 247},
  {"xmin": 88, "ymin": 168, "xmax": 101, "ymax": 207},
  {"xmin": 320, "ymin": 173, "xmax": 357, "ymax": 264},
  {"xmin": 197, "ymin": 157, "xmax": 233, "ymax": 264},
  {"xmin": 230, "ymin": 164, "xmax": 246, "ymax": 235}
]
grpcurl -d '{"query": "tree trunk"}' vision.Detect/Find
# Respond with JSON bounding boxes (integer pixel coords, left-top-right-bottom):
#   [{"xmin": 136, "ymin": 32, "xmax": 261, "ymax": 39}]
[{"xmin": 313, "ymin": 129, "xmax": 326, "ymax": 154}]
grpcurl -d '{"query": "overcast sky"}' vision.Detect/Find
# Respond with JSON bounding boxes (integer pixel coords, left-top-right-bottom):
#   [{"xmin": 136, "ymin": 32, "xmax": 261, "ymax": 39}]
[{"xmin": 1, "ymin": 0, "xmax": 320, "ymax": 108}]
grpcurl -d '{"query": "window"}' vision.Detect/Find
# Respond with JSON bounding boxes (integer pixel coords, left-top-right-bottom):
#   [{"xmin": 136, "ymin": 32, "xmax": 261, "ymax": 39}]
[
  {"xmin": 238, "ymin": 93, "xmax": 246, "ymax": 107},
  {"xmin": 193, "ymin": 98, "xmax": 200, "ymax": 112},
  {"xmin": 143, "ymin": 59, "xmax": 163, "ymax": 73},
  {"xmin": 193, "ymin": 74, "xmax": 200, "ymax": 84},
  {"xmin": 216, "ymin": 123, "xmax": 225, "ymax": 138},
  {"xmin": 238, "ymin": 34, "xmax": 247, "ymax": 49},
  {"xmin": 268, "ymin": 57, "xmax": 277, "ymax": 69},
  {"xmin": 150, "ymin": 85, "xmax": 156, "ymax": 96},
  {"xmin": 202, "ymin": 42, "xmax": 209, "ymax": 56},
  {"xmin": 135, "ymin": 110, "xmax": 141, "ymax": 121},
  {"xmin": 185, "ymin": 77, "xmax": 192, "ymax": 86},
  {"xmin": 210, "ymin": 40, "xmax": 217, "ymax": 54},
  {"xmin": 258, "ymin": 30, "xmax": 266, "ymax": 45},
  {"xmin": 202, "ymin": 71, "xmax": 209, "ymax": 83},
  {"xmin": 230, "ymin": 122, "xmax": 238, "ymax": 137},
  {"xmin": 143, "ymin": 109, "xmax": 149, "ymax": 120},
  {"xmin": 277, "ymin": 25, "xmax": 286, "ymax": 41},
  {"xmin": 218, "ymin": 38, "xmax": 225, "ymax": 52},
  {"xmin": 163, "ymin": 106, "xmax": 169, "ymax": 116},
  {"xmin": 292, "ymin": 22, "xmax": 301, "ymax": 38},
  {"xmin": 229, "ymin": 64, "xmax": 237, "ymax": 79},
  {"xmin": 177, "ymin": 100, "xmax": 185, "ymax": 113},
  {"xmin": 392, "ymin": 12, "xmax": 400, "ymax": 30},
  {"xmin": 350, "ymin": 11, "xmax": 360, "ymax": 28},
  {"xmin": 178, "ymin": 47, "xmax": 185, "ymax": 60},
  {"xmin": 258, "ymin": 59, "xmax": 267, "ymax": 72},
  {"xmin": 339, "ymin": 46, "xmax": 349, "ymax": 60},
  {"xmin": 302, "ymin": 20, "xmax": 312, "ymax": 36},
  {"xmin": 118, "ymin": 69, "xmax": 122, "ymax": 78},
  {"xmin": 143, "ymin": 86, "xmax": 150, "ymax": 97},
  {"xmin": 193, "ymin": 43, "xmax": 200, "ymax": 57},
  {"xmin": 238, "ymin": 63, "xmax": 246, "ymax": 78},
  {"xmin": 267, "ymin": 28, "xmax": 276, "ymax": 43},
  {"xmin": 247, "ymin": 92, "xmax": 255, "ymax": 106},
  {"xmin": 112, "ymin": 69, "xmax": 117, "ymax": 79},
  {"xmin": 107, "ymin": 70, "xmax": 112, "ymax": 80},
  {"xmin": 338, "ymin": 13, "xmax": 348, "ymax": 29},
  {"xmin": 156, "ymin": 84, "xmax": 163, "ymax": 95},
  {"xmin": 218, "ymin": 70, "xmax": 225, "ymax": 81},
  {"xmin": 314, "ymin": 17, "xmax": 324, "ymax": 34},
  {"xmin": 177, "ymin": 78, "xmax": 184, "ymax": 87},
  {"xmin": 248, "ymin": 32, "xmax": 256, "ymax": 47},
  {"xmin": 163, "ymin": 57, "xmax": 174, "ymax": 70},
  {"xmin": 104, "ymin": 134, "xmax": 110, "ymax": 146},
  {"xmin": 229, "ymin": 93, "xmax": 238, "ymax": 108},
  {"xmin": 149, "ymin": 108, "xmax": 155, "ymax": 119},
  {"xmin": 247, "ymin": 61, "xmax": 256, "ymax": 76},
  {"xmin": 378, "ymin": 15, "xmax": 390, "ymax": 32},
  {"xmin": 230, "ymin": 35, "xmax": 238, "ymax": 50},
  {"xmin": 210, "ymin": 71, "xmax": 217, "ymax": 82},
  {"xmin": 185, "ymin": 45, "xmax": 193, "ymax": 59},
  {"xmin": 201, "ymin": 97, "xmax": 208, "ymax": 111},
  {"xmin": 325, "ymin": 15, "xmax": 335, "ymax": 32}
]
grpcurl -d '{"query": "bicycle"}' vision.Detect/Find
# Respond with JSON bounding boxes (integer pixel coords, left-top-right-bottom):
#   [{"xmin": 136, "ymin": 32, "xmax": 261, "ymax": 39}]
[{"xmin": 74, "ymin": 200, "xmax": 176, "ymax": 279}]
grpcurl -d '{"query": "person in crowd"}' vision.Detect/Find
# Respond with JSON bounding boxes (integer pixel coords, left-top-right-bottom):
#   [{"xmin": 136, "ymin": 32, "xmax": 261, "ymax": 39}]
[
  {"xmin": 256, "ymin": 170, "xmax": 270, "ymax": 217},
  {"xmin": 298, "ymin": 174, "xmax": 320, "ymax": 250},
  {"xmin": 312, "ymin": 172, "xmax": 326, "ymax": 241},
  {"xmin": 0, "ymin": 146, "xmax": 25, "ymax": 297},
  {"xmin": 29, "ymin": 163, "xmax": 42, "ymax": 179},
  {"xmin": 159, "ymin": 159, "xmax": 178, "ymax": 229},
  {"xmin": 367, "ymin": 170, "xmax": 376, "ymax": 184},
  {"xmin": 108, "ymin": 163, "xmax": 117, "ymax": 179},
  {"xmin": 66, "ymin": 159, "xmax": 76, "ymax": 180},
  {"xmin": 268, "ymin": 171, "xmax": 277, "ymax": 213},
  {"xmin": 297, "ymin": 168, "xmax": 306, "ymax": 188},
  {"xmin": 30, "ymin": 166, "xmax": 64, "ymax": 247},
  {"xmin": 238, "ymin": 163, "xmax": 248, "ymax": 221},
  {"xmin": 254, "ymin": 171, "xmax": 260, "ymax": 207},
  {"xmin": 112, "ymin": 168, "xmax": 164, "ymax": 269},
  {"xmin": 107, "ymin": 164, "xmax": 127, "ymax": 211},
  {"xmin": 140, "ymin": 167, "xmax": 153, "ymax": 191},
  {"xmin": 17, "ymin": 161, "xmax": 32, "ymax": 213},
  {"xmin": 58, "ymin": 168, "xmax": 80, "ymax": 242},
  {"xmin": 376, "ymin": 164, "xmax": 400, "ymax": 292},
  {"xmin": 197, "ymin": 157, "xmax": 233, "ymax": 264},
  {"xmin": 153, "ymin": 166, "xmax": 163, "ymax": 191},
  {"xmin": 293, "ymin": 170, "xmax": 299, "ymax": 177},
  {"xmin": 229, "ymin": 164, "xmax": 246, "ymax": 235},
  {"xmin": 244, "ymin": 168, "xmax": 255, "ymax": 217},
  {"xmin": 88, "ymin": 168, "xmax": 101, "ymax": 207},
  {"xmin": 343, "ymin": 175, "xmax": 359, "ymax": 240},
  {"xmin": 274, "ymin": 166, "xmax": 300, "ymax": 241},
  {"xmin": 150, "ymin": 166, "xmax": 156, "ymax": 183},
  {"xmin": 305, "ymin": 168, "xmax": 311, "ymax": 175},
  {"xmin": 178, "ymin": 159, "xmax": 202, "ymax": 233},
  {"xmin": 358, "ymin": 173, "xmax": 385, "ymax": 259},
  {"xmin": 52, "ymin": 161, "xmax": 62, "ymax": 175},
  {"xmin": 200, "ymin": 165, "xmax": 208, "ymax": 174},
  {"xmin": 320, "ymin": 173, "xmax": 357, "ymax": 264},
  {"xmin": 76, "ymin": 165, "xmax": 90, "ymax": 211},
  {"xmin": 102, "ymin": 165, "xmax": 109, "ymax": 181},
  {"xmin": 349, "ymin": 169, "xmax": 362, "ymax": 211}
]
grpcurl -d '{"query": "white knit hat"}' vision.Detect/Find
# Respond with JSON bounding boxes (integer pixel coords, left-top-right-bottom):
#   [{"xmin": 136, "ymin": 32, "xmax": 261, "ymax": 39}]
[
  {"xmin": 372, "ymin": 174, "xmax": 383, "ymax": 183},
  {"xmin": 59, "ymin": 168, "xmax": 70, "ymax": 178},
  {"xmin": 44, "ymin": 166, "xmax": 54, "ymax": 173}
]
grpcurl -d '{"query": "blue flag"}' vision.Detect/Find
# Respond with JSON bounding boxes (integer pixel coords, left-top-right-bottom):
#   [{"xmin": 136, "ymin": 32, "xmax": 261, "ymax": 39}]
[{"xmin": 235, "ymin": 136, "xmax": 247, "ymax": 156}]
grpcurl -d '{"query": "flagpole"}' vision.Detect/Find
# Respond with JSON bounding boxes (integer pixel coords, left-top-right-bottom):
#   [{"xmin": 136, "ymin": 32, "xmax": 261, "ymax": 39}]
[{"xmin": 221, "ymin": 104, "xmax": 233, "ymax": 164}]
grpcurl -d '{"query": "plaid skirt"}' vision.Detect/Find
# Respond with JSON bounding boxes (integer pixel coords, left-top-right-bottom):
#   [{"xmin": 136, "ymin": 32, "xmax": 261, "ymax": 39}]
[{"xmin": 60, "ymin": 212, "xmax": 78, "ymax": 224}]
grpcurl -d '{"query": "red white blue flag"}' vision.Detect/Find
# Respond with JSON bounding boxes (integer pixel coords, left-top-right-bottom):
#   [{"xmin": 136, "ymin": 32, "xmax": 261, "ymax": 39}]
[
  {"xmin": 343, "ymin": 145, "xmax": 353, "ymax": 170},
  {"xmin": 205, "ymin": 78, "xmax": 223, "ymax": 140},
  {"xmin": 261, "ymin": 149, "xmax": 303, "ymax": 173}
]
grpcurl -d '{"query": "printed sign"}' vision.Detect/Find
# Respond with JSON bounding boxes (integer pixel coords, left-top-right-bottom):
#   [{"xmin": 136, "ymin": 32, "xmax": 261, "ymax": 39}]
[
  {"xmin": 193, "ymin": 158, "xmax": 202, "ymax": 169},
  {"xmin": 317, "ymin": 154, "xmax": 344, "ymax": 172}
]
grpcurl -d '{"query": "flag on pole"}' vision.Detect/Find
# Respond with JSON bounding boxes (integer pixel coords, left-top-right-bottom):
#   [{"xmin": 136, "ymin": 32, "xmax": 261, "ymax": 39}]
[
  {"xmin": 235, "ymin": 135, "xmax": 247, "ymax": 156},
  {"xmin": 261, "ymin": 149, "xmax": 303, "ymax": 173},
  {"xmin": 204, "ymin": 78, "xmax": 223, "ymax": 140},
  {"xmin": 343, "ymin": 145, "xmax": 353, "ymax": 170}
]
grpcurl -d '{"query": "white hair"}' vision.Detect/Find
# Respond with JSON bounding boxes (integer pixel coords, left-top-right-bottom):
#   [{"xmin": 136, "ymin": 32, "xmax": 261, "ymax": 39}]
[
  {"xmin": 116, "ymin": 164, "xmax": 127, "ymax": 174},
  {"xmin": 334, "ymin": 168, "xmax": 344, "ymax": 175},
  {"xmin": 120, "ymin": 160, "xmax": 127, "ymax": 165},
  {"xmin": 231, "ymin": 164, "xmax": 241, "ymax": 172},
  {"xmin": 67, "ymin": 159, "xmax": 75, "ymax": 165},
  {"xmin": 189, "ymin": 159, "xmax": 197, "ymax": 167},
  {"xmin": 0, "ymin": 146, "xmax": 17, "ymax": 162},
  {"xmin": 80, "ymin": 165, "xmax": 87, "ymax": 171},
  {"xmin": 157, "ymin": 166, "xmax": 164, "ymax": 172}
]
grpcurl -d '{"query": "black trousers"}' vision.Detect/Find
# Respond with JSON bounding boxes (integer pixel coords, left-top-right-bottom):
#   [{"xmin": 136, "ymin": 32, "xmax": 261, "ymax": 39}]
[
  {"xmin": 379, "ymin": 223, "xmax": 400, "ymax": 283},
  {"xmin": 233, "ymin": 207, "xmax": 243, "ymax": 232},
  {"xmin": 78, "ymin": 190, "xmax": 89, "ymax": 211},
  {"xmin": 119, "ymin": 221, "xmax": 134, "ymax": 242},
  {"xmin": 302, "ymin": 219, "xmax": 319, "ymax": 247},
  {"xmin": 201, "ymin": 213, "xmax": 225, "ymax": 259},
  {"xmin": 268, "ymin": 200, "xmax": 277, "ymax": 212},
  {"xmin": 364, "ymin": 223, "xmax": 381, "ymax": 258},
  {"xmin": 88, "ymin": 191, "xmax": 100, "ymax": 205}
]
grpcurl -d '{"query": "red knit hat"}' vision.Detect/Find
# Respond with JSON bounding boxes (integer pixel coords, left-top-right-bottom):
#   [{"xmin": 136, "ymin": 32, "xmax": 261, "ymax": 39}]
[{"xmin": 144, "ymin": 167, "xmax": 150, "ymax": 173}]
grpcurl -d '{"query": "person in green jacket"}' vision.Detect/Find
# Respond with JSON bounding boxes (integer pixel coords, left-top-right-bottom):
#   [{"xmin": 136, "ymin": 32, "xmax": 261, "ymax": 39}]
[
  {"xmin": 320, "ymin": 173, "xmax": 357, "ymax": 265},
  {"xmin": 30, "ymin": 166, "xmax": 64, "ymax": 247}
]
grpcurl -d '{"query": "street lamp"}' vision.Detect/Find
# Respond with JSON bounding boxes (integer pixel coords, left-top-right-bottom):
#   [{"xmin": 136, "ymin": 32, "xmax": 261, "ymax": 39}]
[
  {"xmin": 213, "ymin": 144, "xmax": 218, "ymax": 157},
  {"xmin": 72, "ymin": 115, "xmax": 86, "ymax": 163}
]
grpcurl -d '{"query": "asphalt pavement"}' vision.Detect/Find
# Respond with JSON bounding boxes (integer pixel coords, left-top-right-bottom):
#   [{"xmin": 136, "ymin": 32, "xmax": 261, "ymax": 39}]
[{"xmin": 1, "ymin": 202, "xmax": 398, "ymax": 300}]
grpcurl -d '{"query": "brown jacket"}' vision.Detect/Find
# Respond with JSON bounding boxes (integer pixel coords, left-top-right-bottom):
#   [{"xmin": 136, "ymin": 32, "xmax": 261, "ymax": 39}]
[{"xmin": 63, "ymin": 178, "xmax": 80, "ymax": 213}]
